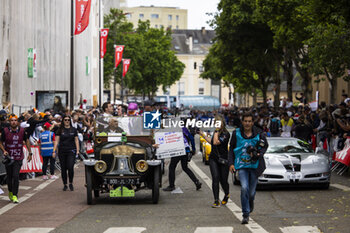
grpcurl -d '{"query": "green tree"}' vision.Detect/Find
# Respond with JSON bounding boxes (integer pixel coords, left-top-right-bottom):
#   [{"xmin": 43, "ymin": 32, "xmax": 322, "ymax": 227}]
[{"xmin": 103, "ymin": 9, "xmax": 185, "ymax": 99}]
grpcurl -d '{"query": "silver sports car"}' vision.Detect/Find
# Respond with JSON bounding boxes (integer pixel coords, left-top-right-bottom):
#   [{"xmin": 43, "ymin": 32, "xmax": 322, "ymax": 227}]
[{"xmin": 234, "ymin": 137, "xmax": 331, "ymax": 189}]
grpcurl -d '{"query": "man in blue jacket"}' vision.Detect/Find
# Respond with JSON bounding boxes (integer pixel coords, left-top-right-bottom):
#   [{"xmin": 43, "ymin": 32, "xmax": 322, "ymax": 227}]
[
  {"xmin": 228, "ymin": 112, "xmax": 268, "ymax": 224},
  {"xmin": 163, "ymin": 127, "xmax": 202, "ymax": 191}
]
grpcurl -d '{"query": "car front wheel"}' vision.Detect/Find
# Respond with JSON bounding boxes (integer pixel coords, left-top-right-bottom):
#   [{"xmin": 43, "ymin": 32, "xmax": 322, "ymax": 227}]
[
  {"xmin": 85, "ymin": 166, "xmax": 93, "ymax": 205},
  {"xmin": 152, "ymin": 166, "xmax": 160, "ymax": 204}
]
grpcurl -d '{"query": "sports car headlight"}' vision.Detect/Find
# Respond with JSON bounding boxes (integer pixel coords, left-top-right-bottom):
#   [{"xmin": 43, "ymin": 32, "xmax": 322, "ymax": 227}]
[
  {"xmin": 136, "ymin": 160, "xmax": 148, "ymax": 173},
  {"xmin": 94, "ymin": 160, "xmax": 107, "ymax": 173}
]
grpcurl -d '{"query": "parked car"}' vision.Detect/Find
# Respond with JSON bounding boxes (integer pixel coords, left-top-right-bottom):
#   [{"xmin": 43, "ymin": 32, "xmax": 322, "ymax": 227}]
[
  {"xmin": 83, "ymin": 116, "xmax": 162, "ymax": 204},
  {"xmin": 233, "ymin": 137, "xmax": 331, "ymax": 189}
]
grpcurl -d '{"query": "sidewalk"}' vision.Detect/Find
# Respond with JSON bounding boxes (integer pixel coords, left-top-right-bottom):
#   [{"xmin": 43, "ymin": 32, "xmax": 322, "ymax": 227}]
[{"xmin": 0, "ymin": 162, "xmax": 88, "ymax": 233}]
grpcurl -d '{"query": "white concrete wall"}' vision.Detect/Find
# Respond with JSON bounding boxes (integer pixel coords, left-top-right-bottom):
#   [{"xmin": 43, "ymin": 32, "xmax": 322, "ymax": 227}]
[{"xmin": 0, "ymin": 0, "xmax": 101, "ymax": 112}]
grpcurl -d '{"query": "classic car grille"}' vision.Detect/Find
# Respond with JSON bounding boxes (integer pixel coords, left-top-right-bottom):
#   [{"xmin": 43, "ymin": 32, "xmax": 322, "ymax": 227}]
[
  {"xmin": 304, "ymin": 173, "xmax": 322, "ymax": 178},
  {"xmin": 101, "ymin": 154, "xmax": 114, "ymax": 172},
  {"xmin": 283, "ymin": 164, "xmax": 301, "ymax": 172}
]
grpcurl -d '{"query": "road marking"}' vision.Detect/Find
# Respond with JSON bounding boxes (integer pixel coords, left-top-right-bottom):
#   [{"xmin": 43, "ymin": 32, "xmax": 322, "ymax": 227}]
[
  {"xmin": 189, "ymin": 160, "xmax": 269, "ymax": 233},
  {"xmin": 331, "ymin": 183, "xmax": 350, "ymax": 191},
  {"xmin": 11, "ymin": 228, "xmax": 54, "ymax": 233},
  {"xmin": 2, "ymin": 185, "xmax": 32, "ymax": 190},
  {"xmin": 103, "ymin": 227, "xmax": 146, "ymax": 233},
  {"xmin": 280, "ymin": 226, "xmax": 320, "ymax": 233},
  {"xmin": 194, "ymin": 227, "xmax": 234, "ymax": 233}
]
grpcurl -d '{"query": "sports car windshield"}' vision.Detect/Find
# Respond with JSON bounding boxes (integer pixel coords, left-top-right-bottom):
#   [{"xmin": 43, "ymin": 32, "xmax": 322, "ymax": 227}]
[
  {"xmin": 95, "ymin": 116, "xmax": 151, "ymax": 136},
  {"xmin": 266, "ymin": 139, "xmax": 314, "ymax": 153}
]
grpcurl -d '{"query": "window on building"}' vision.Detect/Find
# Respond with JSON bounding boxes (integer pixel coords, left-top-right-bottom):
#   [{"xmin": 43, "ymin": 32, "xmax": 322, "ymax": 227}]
[
  {"xmin": 199, "ymin": 65, "xmax": 204, "ymax": 73},
  {"xmin": 194, "ymin": 62, "xmax": 197, "ymax": 70},
  {"xmin": 199, "ymin": 81, "xmax": 204, "ymax": 95},
  {"xmin": 139, "ymin": 13, "xmax": 144, "ymax": 19},
  {"xmin": 194, "ymin": 39, "xmax": 199, "ymax": 44},
  {"xmin": 176, "ymin": 25, "xmax": 179, "ymax": 29},
  {"xmin": 160, "ymin": 25, "xmax": 164, "ymax": 29},
  {"xmin": 164, "ymin": 86, "xmax": 170, "ymax": 95},
  {"xmin": 168, "ymin": 15, "xmax": 172, "ymax": 20},
  {"xmin": 178, "ymin": 82, "xmax": 185, "ymax": 95},
  {"xmin": 151, "ymin": 14, "xmax": 159, "ymax": 19},
  {"xmin": 155, "ymin": 24, "xmax": 158, "ymax": 28},
  {"xmin": 176, "ymin": 15, "xmax": 179, "ymax": 21},
  {"xmin": 168, "ymin": 25, "xmax": 172, "ymax": 29}
]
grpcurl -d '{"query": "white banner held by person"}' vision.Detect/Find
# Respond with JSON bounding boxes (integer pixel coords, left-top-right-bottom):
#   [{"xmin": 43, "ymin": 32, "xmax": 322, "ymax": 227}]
[{"xmin": 155, "ymin": 132, "xmax": 186, "ymax": 159}]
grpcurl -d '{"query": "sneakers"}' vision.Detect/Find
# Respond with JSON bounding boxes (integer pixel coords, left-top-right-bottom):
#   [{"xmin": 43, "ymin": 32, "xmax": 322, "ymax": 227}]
[
  {"xmin": 42, "ymin": 175, "xmax": 49, "ymax": 180},
  {"xmin": 69, "ymin": 184, "xmax": 74, "ymax": 191},
  {"xmin": 12, "ymin": 195, "xmax": 19, "ymax": 204},
  {"xmin": 63, "ymin": 185, "xmax": 68, "ymax": 191},
  {"xmin": 221, "ymin": 194, "xmax": 230, "ymax": 205},
  {"xmin": 195, "ymin": 181, "xmax": 202, "ymax": 191},
  {"xmin": 241, "ymin": 216, "xmax": 249, "ymax": 224},
  {"xmin": 162, "ymin": 186, "xmax": 175, "ymax": 191},
  {"xmin": 50, "ymin": 175, "xmax": 58, "ymax": 180},
  {"xmin": 8, "ymin": 192, "xmax": 13, "ymax": 202},
  {"xmin": 212, "ymin": 200, "xmax": 220, "ymax": 208}
]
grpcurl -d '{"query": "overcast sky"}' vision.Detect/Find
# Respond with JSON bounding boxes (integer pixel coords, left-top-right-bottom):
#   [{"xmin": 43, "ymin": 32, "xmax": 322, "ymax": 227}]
[{"xmin": 126, "ymin": 0, "xmax": 220, "ymax": 29}]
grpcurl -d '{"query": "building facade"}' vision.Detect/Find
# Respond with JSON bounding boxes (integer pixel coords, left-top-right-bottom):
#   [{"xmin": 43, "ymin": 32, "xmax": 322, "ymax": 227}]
[
  {"xmin": 0, "ymin": 0, "xmax": 104, "ymax": 114},
  {"xmin": 120, "ymin": 5, "xmax": 188, "ymax": 29}
]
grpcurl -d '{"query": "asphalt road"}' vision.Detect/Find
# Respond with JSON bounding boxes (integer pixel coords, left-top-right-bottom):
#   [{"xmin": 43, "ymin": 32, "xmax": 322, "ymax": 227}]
[{"xmin": 0, "ymin": 135, "xmax": 350, "ymax": 233}]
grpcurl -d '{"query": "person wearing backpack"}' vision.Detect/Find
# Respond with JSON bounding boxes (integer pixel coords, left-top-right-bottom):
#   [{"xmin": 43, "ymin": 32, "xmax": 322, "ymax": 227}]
[{"xmin": 269, "ymin": 113, "xmax": 281, "ymax": 137}]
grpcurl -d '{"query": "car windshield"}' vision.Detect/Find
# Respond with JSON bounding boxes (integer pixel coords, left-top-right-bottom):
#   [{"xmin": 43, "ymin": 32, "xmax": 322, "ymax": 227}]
[
  {"xmin": 266, "ymin": 138, "xmax": 314, "ymax": 153},
  {"xmin": 95, "ymin": 116, "xmax": 151, "ymax": 136}
]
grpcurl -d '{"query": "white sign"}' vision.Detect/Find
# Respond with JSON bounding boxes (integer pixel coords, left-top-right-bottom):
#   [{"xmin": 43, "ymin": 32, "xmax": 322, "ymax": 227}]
[{"xmin": 155, "ymin": 131, "xmax": 186, "ymax": 159}]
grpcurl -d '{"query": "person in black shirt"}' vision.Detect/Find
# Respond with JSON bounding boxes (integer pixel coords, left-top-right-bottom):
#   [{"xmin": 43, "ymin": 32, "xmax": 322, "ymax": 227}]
[
  {"xmin": 199, "ymin": 115, "xmax": 230, "ymax": 208},
  {"xmin": 292, "ymin": 116, "xmax": 314, "ymax": 143},
  {"xmin": 53, "ymin": 115, "xmax": 79, "ymax": 191}
]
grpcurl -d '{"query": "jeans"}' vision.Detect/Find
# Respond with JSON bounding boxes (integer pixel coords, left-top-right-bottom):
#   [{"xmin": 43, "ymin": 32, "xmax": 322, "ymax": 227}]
[
  {"xmin": 209, "ymin": 157, "xmax": 229, "ymax": 201},
  {"xmin": 5, "ymin": 160, "xmax": 23, "ymax": 196},
  {"xmin": 169, "ymin": 154, "xmax": 198, "ymax": 187},
  {"xmin": 58, "ymin": 152, "xmax": 75, "ymax": 185},
  {"xmin": 238, "ymin": 168, "xmax": 258, "ymax": 217},
  {"xmin": 42, "ymin": 156, "xmax": 55, "ymax": 175}
]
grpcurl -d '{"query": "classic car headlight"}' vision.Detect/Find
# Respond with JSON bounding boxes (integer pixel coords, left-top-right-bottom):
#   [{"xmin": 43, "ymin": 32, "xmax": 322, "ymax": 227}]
[
  {"xmin": 94, "ymin": 160, "xmax": 107, "ymax": 173},
  {"xmin": 136, "ymin": 160, "xmax": 148, "ymax": 173}
]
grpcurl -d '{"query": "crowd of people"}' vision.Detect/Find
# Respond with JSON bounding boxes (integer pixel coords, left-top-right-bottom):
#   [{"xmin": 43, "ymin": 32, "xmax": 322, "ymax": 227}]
[{"xmin": 0, "ymin": 95, "xmax": 349, "ymax": 224}]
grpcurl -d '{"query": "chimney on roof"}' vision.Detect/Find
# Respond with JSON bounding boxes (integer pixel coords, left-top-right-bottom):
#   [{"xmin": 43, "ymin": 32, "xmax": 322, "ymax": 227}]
[
  {"xmin": 188, "ymin": 35, "xmax": 193, "ymax": 52},
  {"xmin": 201, "ymin": 27, "xmax": 206, "ymax": 35}
]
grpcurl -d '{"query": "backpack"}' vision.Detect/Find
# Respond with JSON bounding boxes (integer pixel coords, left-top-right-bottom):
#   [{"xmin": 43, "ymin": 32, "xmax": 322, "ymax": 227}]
[{"xmin": 270, "ymin": 120, "xmax": 279, "ymax": 134}]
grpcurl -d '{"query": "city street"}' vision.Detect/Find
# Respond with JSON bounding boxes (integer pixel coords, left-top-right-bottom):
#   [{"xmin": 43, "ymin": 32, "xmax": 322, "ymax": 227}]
[{"xmin": 1, "ymin": 140, "xmax": 350, "ymax": 233}]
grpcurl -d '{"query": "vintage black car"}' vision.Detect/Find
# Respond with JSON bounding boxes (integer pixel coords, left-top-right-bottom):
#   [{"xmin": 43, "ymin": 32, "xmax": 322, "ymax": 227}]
[{"xmin": 83, "ymin": 116, "xmax": 162, "ymax": 204}]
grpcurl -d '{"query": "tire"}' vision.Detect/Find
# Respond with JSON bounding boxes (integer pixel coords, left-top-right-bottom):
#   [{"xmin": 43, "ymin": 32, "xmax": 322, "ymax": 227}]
[
  {"xmin": 94, "ymin": 189, "xmax": 100, "ymax": 198},
  {"xmin": 152, "ymin": 166, "xmax": 160, "ymax": 204},
  {"xmin": 85, "ymin": 166, "xmax": 93, "ymax": 205},
  {"xmin": 319, "ymin": 182, "xmax": 330, "ymax": 190}
]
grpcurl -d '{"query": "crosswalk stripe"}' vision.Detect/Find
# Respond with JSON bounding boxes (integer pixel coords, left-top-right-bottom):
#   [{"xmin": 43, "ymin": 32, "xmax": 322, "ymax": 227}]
[
  {"xmin": 331, "ymin": 183, "xmax": 350, "ymax": 191},
  {"xmin": 2, "ymin": 185, "xmax": 32, "ymax": 190},
  {"xmin": 194, "ymin": 227, "xmax": 234, "ymax": 233},
  {"xmin": 103, "ymin": 227, "xmax": 146, "ymax": 233},
  {"xmin": 189, "ymin": 160, "xmax": 269, "ymax": 233},
  {"xmin": 279, "ymin": 226, "xmax": 320, "ymax": 233},
  {"xmin": 11, "ymin": 228, "xmax": 54, "ymax": 233}
]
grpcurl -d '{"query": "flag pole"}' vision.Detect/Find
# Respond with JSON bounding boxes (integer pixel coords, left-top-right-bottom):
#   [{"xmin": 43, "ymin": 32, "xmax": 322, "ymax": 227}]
[{"xmin": 70, "ymin": 0, "xmax": 74, "ymax": 109}]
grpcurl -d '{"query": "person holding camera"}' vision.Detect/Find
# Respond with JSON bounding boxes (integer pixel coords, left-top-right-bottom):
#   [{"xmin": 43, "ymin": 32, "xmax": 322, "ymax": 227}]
[
  {"xmin": 199, "ymin": 115, "xmax": 230, "ymax": 208},
  {"xmin": 0, "ymin": 114, "xmax": 32, "ymax": 203},
  {"xmin": 228, "ymin": 112, "xmax": 268, "ymax": 224}
]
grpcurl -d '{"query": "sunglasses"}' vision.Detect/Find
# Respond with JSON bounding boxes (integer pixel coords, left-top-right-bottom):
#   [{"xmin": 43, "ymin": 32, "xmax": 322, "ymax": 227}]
[{"xmin": 64, "ymin": 119, "xmax": 70, "ymax": 122}]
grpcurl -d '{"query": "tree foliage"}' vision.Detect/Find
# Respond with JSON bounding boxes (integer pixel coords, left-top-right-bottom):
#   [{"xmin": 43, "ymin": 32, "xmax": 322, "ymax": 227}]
[{"xmin": 103, "ymin": 9, "xmax": 185, "ymax": 98}]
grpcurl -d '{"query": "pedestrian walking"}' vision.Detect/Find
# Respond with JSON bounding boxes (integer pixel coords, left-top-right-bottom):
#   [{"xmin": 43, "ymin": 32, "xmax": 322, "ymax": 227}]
[
  {"xmin": 38, "ymin": 122, "xmax": 57, "ymax": 180},
  {"xmin": 53, "ymin": 115, "xmax": 79, "ymax": 191},
  {"xmin": 163, "ymin": 124, "xmax": 202, "ymax": 192},
  {"xmin": 228, "ymin": 112, "xmax": 268, "ymax": 224},
  {"xmin": 0, "ymin": 114, "xmax": 32, "ymax": 203},
  {"xmin": 199, "ymin": 115, "xmax": 230, "ymax": 208}
]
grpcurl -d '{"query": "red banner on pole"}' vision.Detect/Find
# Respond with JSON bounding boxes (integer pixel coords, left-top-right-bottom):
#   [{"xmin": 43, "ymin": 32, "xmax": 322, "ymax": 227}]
[
  {"xmin": 115, "ymin": 45, "xmax": 125, "ymax": 68},
  {"xmin": 100, "ymin": 29, "xmax": 109, "ymax": 58},
  {"xmin": 122, "ymin": 59, "xmax": 131, "ymax": 77},
  {"xmin": 74, "ymin": 0, "xmax": 92, "ymax": 35}
]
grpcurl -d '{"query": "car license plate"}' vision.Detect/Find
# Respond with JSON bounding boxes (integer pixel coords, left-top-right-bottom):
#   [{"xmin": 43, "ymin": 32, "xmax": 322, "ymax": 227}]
[
  {"xmin": 288, "ymin": 172, "xmax": 301, "ymax": 179},
  {"xmin": 105, "ymin": 178, "xmax": 140, "ymax": 185},
  {"xmin": 110, "ymin": 186, "xmax": 135, "ymax": 197}
]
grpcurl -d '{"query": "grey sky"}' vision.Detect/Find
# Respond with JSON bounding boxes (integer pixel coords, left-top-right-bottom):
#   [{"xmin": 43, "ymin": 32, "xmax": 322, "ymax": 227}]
[{"xmin": 126, "ymin": 0, "xmax": 220, "ymax": 29}]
